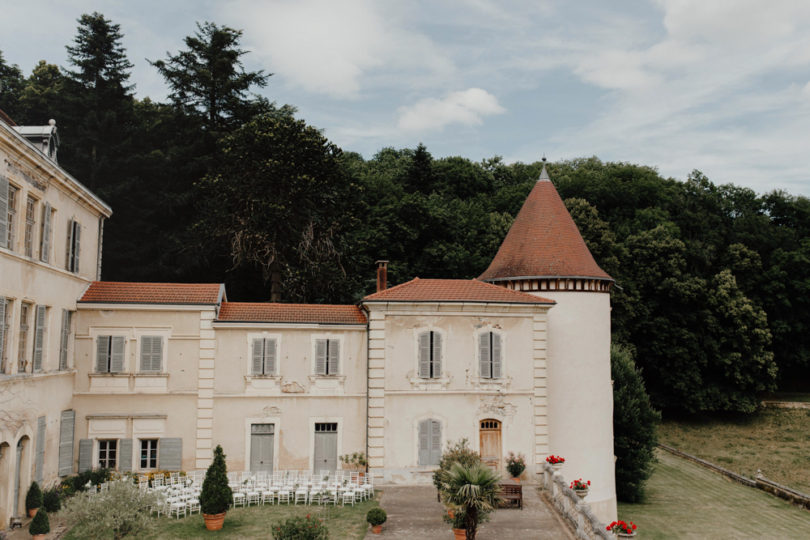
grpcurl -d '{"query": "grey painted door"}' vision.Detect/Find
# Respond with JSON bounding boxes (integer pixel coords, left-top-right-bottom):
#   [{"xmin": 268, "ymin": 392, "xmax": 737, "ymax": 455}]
[
  {"xmin": 313, "ymin": 423, "xmax": 337, "ymax": 473},
  {"xmin": 250, "ymin": 424, "xmax": 274, "ymax": 472}
]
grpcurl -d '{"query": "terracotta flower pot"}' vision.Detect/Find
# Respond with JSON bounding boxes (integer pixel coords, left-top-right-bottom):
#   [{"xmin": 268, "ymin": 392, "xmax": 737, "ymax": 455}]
[
  {"xmin": 32, "ymin": 535, "xmax": 46, "ymax": 540},
  {"xmin": 28, "ymin": 507, "xmax": 39, "ymax": 518},
  {"xmin": 512, "ymin": 476, "xmax": 521, "ymax": 483},
  {"xmin": 453, "ymin": 528, "xmax": 466, "ymax": 540},
  {"xmin": 203, "ymin": 512, "xmax": 226, "ymax": 531},
  {"xmin": 448, "ymin": 509, "xmax": 455, "ymax": 519},
  {"xmin": 372, "ymin": 524, "xmax": 383, "ymax": 534}
]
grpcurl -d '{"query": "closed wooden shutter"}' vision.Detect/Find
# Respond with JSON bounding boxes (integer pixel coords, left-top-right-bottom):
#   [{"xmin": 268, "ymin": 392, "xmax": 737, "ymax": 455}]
[
  {"xmin": 59, "ymin": 310, "xmax": 71, "ymax": 370},
  {"xmin": 78, "ymin": 438, "xmax": 92, "ymax": 473},
  {"xmin": 0, "ymin": 299, "xmax": 5, "ymax": 369},
  {"xmin": 264, "ymin": 338, "xmax": 276, "ymax": 374},
  {"xmin": 327, "ymin": 339, "xmax": 339, "ymax": 375},
  {"xmin": 315, "ymin": 339, "xmax": 327, "ymax": 375},
  {"xmin": 119, "ymin": 439, "xmax": 133, "ymax": 472},
  {"xmin": 0, "ymin": 176, "xmax": 7, "ymax": 249},
  {"xmin": 479, "ymin": 332, "xmax": 490, "ymax": 378},
  {"xmin": 140, "ymin": 336, "xmax": 162, "ymax": 371},
  {"xmin": 32, "ymin": 305, "xmax": 46, "ymax": 371},
  {"xmin": 431, "ymin": 332, "xmax": 442, "ymax": 378},
  {"xmin": 492, "ymin": 333, "xmax": 502, "ymax": 379},
  {"xmin": 58, "ymin": 410, "xmax": 75, "ymax": 476},
  {"xmin": 110, "ymin": 336, "xmax": 125, "ymax": 372},
  {"xmin": 159, "ymin": 438, "xmax": 182, "ymax": 471},
  {"xmin": 66, "ymin": 219, "xmax": 74, "ymax": 270},
  {"xmin": 429, "ymin": 420, "xmax": 442, "ymax": 465},
  {"xmin": 418, "ymin": 332, "xmax": 430, "ymax": 378},
  {"xmin": 96, "ymin": 336, "xmax": 109, "ymax": 372},
  {"xmin": 418, "ymin": 419, "xmax": 429, "ymax": 465},
  {"xmin": 35, "ymin": 416, "xmax": 46, "ymax": 483},
  {"xmin": 40, "ymin": 202, "xmax": 51, "ymax": 263},
  {"xmin": 72, "ymin": 220, "xmax": 81, "ymax": 272},
  {"xmin": 252, "ymin": 339, "xmax": 264, "ymax": 374}
]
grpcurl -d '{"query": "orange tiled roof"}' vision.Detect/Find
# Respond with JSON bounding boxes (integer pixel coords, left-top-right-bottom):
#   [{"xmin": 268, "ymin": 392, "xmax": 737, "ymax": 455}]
[
  {"xmin": 479, "ymin": 175, "xmax": 611, "ymax": 282},
  {"xmin": 362, "ymin": 278, "xmax": 553, "ymax": 304},
  {"xmin": 79, "ymin": 281, "xmax": 223, "ymax": 305},
  {"xmin": 217, "ymin": 302, "xmax": 367, "ymax": 325}
]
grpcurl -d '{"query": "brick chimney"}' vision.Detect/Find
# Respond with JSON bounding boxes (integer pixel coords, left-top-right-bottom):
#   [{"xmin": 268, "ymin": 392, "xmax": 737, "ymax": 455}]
[{"xmin": 376, "ymin": 260, "xmax": 389, "ymax": 292}]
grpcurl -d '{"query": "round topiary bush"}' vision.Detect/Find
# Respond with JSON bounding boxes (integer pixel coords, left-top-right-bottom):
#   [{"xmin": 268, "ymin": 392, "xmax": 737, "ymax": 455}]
[
  {"xmin": 29, "ymin": 507, "xmax": 50, "ymax": 535},
  {"xmin": 200, "ymin": 445, "xmax": 233, "ymax": 515},
  {"xmin": 26, "ymin": 481, "xmax": 43, "ymax": 512},
  {"xmin": 367, "ymin": 507, "xmax": 387, "ymax": 526}
]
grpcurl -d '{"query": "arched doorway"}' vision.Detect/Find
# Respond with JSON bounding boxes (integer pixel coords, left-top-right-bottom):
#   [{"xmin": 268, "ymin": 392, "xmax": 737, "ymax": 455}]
[
  {"xmin": 0, "ymin": 442, "xmax": 10, "ymax": 526},
  {"xmin": 479, "ymin": 419, "xmax": 502, "ymax": 471},
  {"xmin": 14, "ymin": 436, "xmax": 30, "ymax": 518}
]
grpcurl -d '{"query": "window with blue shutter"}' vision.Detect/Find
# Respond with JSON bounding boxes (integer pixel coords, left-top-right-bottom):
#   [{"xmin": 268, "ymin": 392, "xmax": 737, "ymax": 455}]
[
  {"xmin": 0, "ymin": 176, "xmax": 8, "ymax": 249},
  {"xmin": 58, "ymin": 410, "xmax": 75, "ymax": 476},
  {"xmin": 252, "ymin": 338, "xmax": 277, "ymax": 375},
  {"xmin": 96, "ymin": 335, "xmax": 126, "ymax": 373},
  {"xmin": 32, "ymin": 306, "xmax": 47, "ymax": 372},
  {"xmin": 479, "ymin": 331, "xmax": 503, "ymax": 379},
  {"xmin": 139, "ymin": 336, "xmax": 163, "ymax": 372},
  {"xmin": 418, "ymin": 331, "xmax": 442, "ymax": 379},
  {"xmin": 418, "ymin": 419, "xmax": 442, "ymax": 466},
  {"xmin": 315, "ymin": 339, "xmax": 339, "ymax": 375}
]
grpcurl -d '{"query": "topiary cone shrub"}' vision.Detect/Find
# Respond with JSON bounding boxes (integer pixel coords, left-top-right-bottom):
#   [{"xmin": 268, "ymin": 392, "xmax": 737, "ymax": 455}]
[
  {"xmin": 200, "ymin": 445, "xmax": 233, "ymax": 530},
  {"xmin": 29, "ymin": 507, "xmax": 50, "ymax": 537},
  {"xmin": 26, "ymin": 481, "xmax": 43, "ymax": 516}
]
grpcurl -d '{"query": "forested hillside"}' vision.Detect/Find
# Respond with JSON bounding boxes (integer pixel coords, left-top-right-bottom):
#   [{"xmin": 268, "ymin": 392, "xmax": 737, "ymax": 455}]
[{"xmin": 1, "ymin": 13, "xmax": 807, "ymax": 413}]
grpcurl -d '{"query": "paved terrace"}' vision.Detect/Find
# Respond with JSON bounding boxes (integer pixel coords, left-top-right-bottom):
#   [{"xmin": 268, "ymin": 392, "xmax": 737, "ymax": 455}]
[{"xmin": 366, "ymin": 484, "xmax": 574, "ymax": 539}]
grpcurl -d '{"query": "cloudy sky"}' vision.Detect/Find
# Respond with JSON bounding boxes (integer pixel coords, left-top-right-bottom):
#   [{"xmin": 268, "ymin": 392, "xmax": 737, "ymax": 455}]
[{"xmin": 2, "ymin": 0, "xmax": 810, "ymax": 195}]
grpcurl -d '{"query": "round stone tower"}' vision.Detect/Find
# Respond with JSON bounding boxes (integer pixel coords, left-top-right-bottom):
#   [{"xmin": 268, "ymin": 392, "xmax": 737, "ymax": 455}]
[{"xmin": 479, "ymin": 160, "xmax": 617, "ymax": 522}]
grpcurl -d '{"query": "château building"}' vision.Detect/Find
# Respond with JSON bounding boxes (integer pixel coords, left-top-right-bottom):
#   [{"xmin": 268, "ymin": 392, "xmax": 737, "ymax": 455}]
[{"xmin": 0, "ymin": 111, "xmax": 617, "ymax": 526}]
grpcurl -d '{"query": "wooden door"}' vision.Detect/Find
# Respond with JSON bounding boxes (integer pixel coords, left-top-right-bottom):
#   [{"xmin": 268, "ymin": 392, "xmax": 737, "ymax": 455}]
[
  {"xmin": 479, "ymin": 419, "xmax": 502, "ymax": 471},
  {"xmin": 250, "ymin": 424, "xmax": 274, "ymax": 472},
  {"xmin": 313, "ymin": 423, "xmax": 338, "ymax": 473}
]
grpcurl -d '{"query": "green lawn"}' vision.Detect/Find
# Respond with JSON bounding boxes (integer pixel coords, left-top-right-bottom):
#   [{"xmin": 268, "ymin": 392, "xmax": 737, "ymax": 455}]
[
  {"xmin": 617, "ymin": 451, "xmax": 810, "ymax": 540},
  {"xmin": 658, "ymin": 409, "xmax": 810, "ymax": 494}
]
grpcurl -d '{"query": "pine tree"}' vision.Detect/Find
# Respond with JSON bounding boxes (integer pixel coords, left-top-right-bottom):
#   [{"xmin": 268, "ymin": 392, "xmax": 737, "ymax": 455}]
[{"xmin": 200, "ymin": 445, "xmax": 232, "ymax": 515}]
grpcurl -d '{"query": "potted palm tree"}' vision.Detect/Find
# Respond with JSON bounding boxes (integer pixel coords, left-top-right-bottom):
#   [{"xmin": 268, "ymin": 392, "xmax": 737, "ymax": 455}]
[
  {"xmin": 200, "ymin": 445, "xmax": 233, "ymax": 531},
  {"xmin": 25, "ymin": 481, "xmax": 43, "ymax": 518},
  {"xmin": 441, "ymin": 463, "xmax": 502, "ymax": 540}
]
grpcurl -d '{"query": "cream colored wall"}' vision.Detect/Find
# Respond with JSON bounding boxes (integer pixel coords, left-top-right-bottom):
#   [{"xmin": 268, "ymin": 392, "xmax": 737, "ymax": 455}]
[
  {"xmin": 542, "ymin": 291, "xmax": 617, "ymax": 523},
  {"xmin": 366, "ymin": 303, "xmax": 548, "ymax": 483},
  {"xmin": 0, "ymin": 125, "xmax": 108, "ymax": 524},
  {"xmin": 210, "ymin": 325, "xmax": 367, "ymax": 472}
]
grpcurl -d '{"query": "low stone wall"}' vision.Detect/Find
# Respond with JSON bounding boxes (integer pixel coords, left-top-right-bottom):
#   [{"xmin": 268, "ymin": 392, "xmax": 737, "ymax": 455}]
[
  {"xmin": 659, "ymin": 444, "xmax": 810, "ymax": 510},
  {"xmin": 540, "ymin": 463, "xmax": 611, "ymax": 540}
]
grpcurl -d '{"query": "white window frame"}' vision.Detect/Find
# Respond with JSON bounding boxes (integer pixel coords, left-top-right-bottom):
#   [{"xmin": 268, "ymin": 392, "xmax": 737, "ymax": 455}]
[
  {"xmin": 98, "ymin": 439, "xmax": 118, "ymax": 469},
  {"xmin": 311, "ymin": 335, "xmax": 343, "ymax": 376},
  {"xmin": 247, "ymin": 332, "xmax": 282, "ymax": 376},
  {"xmin": 139, "ymin": 438, "xmax": 158, "ymax": 470}
]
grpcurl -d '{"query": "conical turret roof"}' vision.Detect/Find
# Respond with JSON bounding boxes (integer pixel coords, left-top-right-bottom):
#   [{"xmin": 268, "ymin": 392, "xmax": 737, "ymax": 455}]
[{"xmin": 479, "ymin": 163, "xmax": 611, "ymax": 282}]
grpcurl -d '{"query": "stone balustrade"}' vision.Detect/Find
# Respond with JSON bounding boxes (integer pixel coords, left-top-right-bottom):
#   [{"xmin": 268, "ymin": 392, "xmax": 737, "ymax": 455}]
[{"xmin": 541, "ymin": 463, "xmax": 612, "ymax": 540}]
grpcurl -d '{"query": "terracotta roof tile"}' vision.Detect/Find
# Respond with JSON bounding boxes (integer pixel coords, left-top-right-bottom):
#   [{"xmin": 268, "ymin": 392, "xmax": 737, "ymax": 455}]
[
  {"xmin": 479, "ymin": 176, "xmax": 611, "ymax": 281},
  {"xmin": 217, "ymin": 302, "xmax": 367, "ymax": 325},
  {"xmin": 79, "ymin": 282, "xmax": 223, "ymax": 305},
  {"xmin": 362, "ymin": 278, "xmax": 553, "ymax": 304}
]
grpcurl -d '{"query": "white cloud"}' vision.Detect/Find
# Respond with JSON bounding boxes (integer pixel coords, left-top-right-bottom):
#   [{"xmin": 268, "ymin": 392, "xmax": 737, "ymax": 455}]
[
  {"xmin": 397, "ymin": 88, "xmax": 505, "ymax": 132},
  {"xmin": 223, "ymin": 0, "xmax": 453, "ymax": 99}
]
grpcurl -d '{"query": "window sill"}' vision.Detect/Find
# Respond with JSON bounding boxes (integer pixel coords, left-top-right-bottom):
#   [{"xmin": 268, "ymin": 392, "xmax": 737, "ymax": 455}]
[
  {"xmin": 308, "ymin": 375, "xmax": 346, "ymax": 395},
  {"xmin": 89, "ymin": 372, "xmax": 129, "ymax": 377},
  {"xmin": 470, "ymin": 376, "xmax": 511, "ymax": 390},
  {"xmin": 135, "ymin": 372, "xmax": 169, "ymax": 377},
  {"xmin": 245, "ymin": 374, "xmax": 282, "ymax": 395},
  {"xmin": 409, "ymin": 375, "xmax": 451, "ymax": 390}
]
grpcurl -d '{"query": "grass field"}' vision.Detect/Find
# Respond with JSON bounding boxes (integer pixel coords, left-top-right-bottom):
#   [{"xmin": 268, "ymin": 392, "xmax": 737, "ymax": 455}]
[
  {"xmin": 617, "ymin": 450, "xmax": 810, "ymax": 539},
  {"xmin": 658, "ymin": 408, "xmax": 810, "ymax": 494},
  {"xmin": 59, "ymin": 496, "xmax": 379, "ymax": 540}
]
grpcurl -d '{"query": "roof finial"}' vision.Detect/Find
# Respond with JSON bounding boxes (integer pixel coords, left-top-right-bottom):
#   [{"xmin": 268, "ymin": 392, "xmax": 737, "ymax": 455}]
[{"xmin": 539, "ymin": 155, "xmax": 550, "ymax": 181}]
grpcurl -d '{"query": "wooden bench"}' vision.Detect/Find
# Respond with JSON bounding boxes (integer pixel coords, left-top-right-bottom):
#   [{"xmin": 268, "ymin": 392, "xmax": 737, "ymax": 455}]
[{"xmin": 500, "ymin": 483, "xmax": 523, "ymax": 509}]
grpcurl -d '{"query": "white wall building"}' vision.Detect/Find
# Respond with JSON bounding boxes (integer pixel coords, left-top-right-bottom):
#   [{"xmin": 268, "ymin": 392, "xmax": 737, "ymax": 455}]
[{"xmin": 0, "ymin": 112, "xmax": 617, "ymax": 527}]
